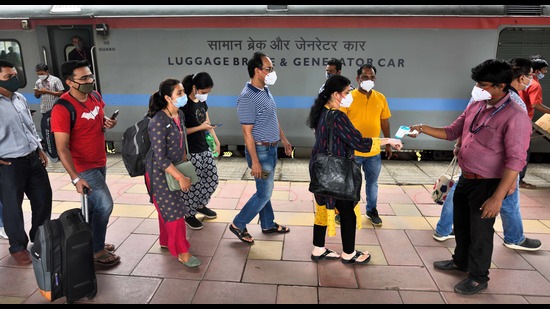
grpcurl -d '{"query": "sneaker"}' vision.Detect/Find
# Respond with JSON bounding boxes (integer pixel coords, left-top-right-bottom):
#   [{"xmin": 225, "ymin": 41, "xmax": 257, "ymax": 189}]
[
  {"xmin": 503, "ymin": 237, "xmax": 542, "ymax": 251},
  {"xmin": 197, "ymin": 206, "xmax": 217, "ymax": 219},
  {"xmin": 0, "ymin": 227, "xmax": 8, "ymax": 239},
  {"xmin": 335, "ymin": 214, "xmax": 341, "ymax": 225},
  {"xmin": 433, "ymin": 230, "xmax": 455, "ymax": 242},
  {"xmin": 366, "ymin": 208, "xmax": 382, "ymax": 226},
  {"xmin": 185, "ymin": 215, "xmax": 204, "ymax": 230}
]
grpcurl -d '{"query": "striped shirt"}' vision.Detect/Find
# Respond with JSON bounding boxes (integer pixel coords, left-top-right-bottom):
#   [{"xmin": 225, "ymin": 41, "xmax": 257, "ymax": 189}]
[
  {"xmin": 236, "ymin": 82, "xmax": 280, "ymax": 143},
  {"xmin": 35, "ymin": 74, "xmax": 64, "ymax": 113}
]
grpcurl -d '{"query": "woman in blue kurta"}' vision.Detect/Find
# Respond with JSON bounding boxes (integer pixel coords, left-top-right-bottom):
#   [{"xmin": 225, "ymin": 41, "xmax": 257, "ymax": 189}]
[
  {"xmin": 145, "ymin": 78, "xmax": 201, "ymax": 268},
  {"xmin": 306, "ymin": 75, "xmax": 402, "ymax": 264}
]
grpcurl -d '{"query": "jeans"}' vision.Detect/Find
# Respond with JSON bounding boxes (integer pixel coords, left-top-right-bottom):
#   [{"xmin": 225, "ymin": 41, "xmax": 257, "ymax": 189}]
[
  {"xmin": 80, "ymin": 167, "xmax": 114, "ymax": 254},
  {"xmin": 355, "ymin": 154, "xmax": 382, "ymax": 212},
  {"xmin": 435, "ymin": 176, "xmax": 524, "ymax": 245},
  {"xmin": 0, "ymin": 200, "xmax": 4, "ymax": 227},
  {"xmin": 233, "ymin": 145, "xmax": 278, "ymax": 230}
]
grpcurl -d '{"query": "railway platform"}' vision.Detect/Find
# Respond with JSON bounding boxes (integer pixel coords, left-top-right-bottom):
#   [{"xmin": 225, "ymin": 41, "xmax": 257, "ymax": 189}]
[{"xmin": 0, "ymin": 154, "xmax": 549, "ymax": 304}]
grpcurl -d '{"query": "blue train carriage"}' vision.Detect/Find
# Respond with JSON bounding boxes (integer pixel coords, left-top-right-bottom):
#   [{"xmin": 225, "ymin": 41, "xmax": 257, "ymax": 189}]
[{"xmin": 1, "ymin": 5, "xmax": 549, "ymax": 160}]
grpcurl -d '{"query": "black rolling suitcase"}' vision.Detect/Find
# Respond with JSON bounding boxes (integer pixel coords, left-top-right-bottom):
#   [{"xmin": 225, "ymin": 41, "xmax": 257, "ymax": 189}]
[{"xmin": 31, "ymin": 188, "xmax": 97, "ymax": 303}]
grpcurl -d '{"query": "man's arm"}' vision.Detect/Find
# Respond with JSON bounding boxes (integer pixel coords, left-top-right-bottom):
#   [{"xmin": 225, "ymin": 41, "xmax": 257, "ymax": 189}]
[
  {"xmin": 54, "ymin": 132, "xmax": 90, "ymax": 194},
  {"xmin": 381, "ymin": 118, "xmax": 392, "ymax": 159},
  {"xmin": 534, "ymin": 103, "xmax": 550, "ymax": 114},
  {"xmin": 278, "ymin": 122, "xmax": 292, "ymax": 157},
  {"xmin": 242, "ymin": 124, "xmax": 262, "ymax": 179}
]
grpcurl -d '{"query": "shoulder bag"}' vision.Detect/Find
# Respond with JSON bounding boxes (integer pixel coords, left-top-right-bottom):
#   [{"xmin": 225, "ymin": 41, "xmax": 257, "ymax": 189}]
[
  {"xmin": 308, "ymin": 110, "xmax": 362, "ymax": 201},
  {"xmin": 432, "ymin": 156, "xmax": 460, "ymax": 205},
  {"xmin": 166, "ymin": 118, "xmax": 199, "ymax": 191}
]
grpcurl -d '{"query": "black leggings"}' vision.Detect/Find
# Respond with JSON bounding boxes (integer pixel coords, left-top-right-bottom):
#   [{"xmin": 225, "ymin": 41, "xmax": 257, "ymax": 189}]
[{"xmin": 313, "ymin": 199, "xmax": 357, "ymax": 254}]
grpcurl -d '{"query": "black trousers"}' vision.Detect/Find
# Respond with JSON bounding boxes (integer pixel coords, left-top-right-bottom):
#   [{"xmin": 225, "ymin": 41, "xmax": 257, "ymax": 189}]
[
  {"xmin": 313, "ymin": 199, "xmax": 356, "ymax": 254},
  {"xmin": 452, "ymin": 176, "xmax": 500, "ymax": 284},
  {"xmin": 0, "ymin": 151, "xmax": 52, "ymax": 253}
]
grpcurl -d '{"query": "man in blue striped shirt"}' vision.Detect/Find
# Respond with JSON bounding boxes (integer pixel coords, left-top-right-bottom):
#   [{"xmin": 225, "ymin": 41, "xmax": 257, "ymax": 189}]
[{"xmin": 229, "ymin": 51, "xmax": 293, "ymax": 244}]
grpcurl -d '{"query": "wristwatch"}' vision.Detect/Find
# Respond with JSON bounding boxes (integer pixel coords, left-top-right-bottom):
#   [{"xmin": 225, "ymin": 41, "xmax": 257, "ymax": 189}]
[{"xmin": 71, "ymin": 176, "xmax": 81, "ymax": 186}]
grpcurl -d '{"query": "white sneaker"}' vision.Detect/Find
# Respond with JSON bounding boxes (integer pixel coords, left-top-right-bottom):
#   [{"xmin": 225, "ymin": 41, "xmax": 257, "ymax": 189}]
[{"xmin": 0, "ymin": 227, "xmax": 8, "ymax": 239}]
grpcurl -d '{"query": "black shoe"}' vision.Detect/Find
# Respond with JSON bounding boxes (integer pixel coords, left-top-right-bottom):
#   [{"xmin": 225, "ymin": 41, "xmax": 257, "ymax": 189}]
[
  {"xmin": 185, "ymin": 215, "xmax": 204, "ymax": 230},
  {"xmin": 504, "ymin": 237, "xmax": 542, "ymax": 251},
  {"xmin": 366, "ymin": 209, "xmax": 382, "ymax": 226},
  {"xmin": 197, "ymin": 206, "xmax": 217, "ymax": 219},
  {"xmin": 454, "ymin": 278, "xmax": 488, "ymax": 295},
  {"xmin": 433, "ymin": 260, "xmax": 468, "ymax": 272}
]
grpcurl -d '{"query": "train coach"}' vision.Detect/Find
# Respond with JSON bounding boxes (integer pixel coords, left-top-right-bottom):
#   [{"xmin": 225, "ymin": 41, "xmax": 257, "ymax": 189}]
[{"xmin": 1, "ymin": 5, "xmax": 549, "ymax": 160}]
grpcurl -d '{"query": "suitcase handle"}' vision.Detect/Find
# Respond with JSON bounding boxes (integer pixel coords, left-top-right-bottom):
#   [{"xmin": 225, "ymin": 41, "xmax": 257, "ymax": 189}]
[{"xmin": 81, "ymin": 187, "xmax": 89, "ymax": 223}]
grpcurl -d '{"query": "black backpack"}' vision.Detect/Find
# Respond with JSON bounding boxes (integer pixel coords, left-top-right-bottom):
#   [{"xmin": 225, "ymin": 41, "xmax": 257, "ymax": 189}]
[
  {"xmin": 121, "ymin": 115, "xmax": 151, "ymax": 177},
  {"xmin": 41, "ymin": 92, "xmax": 101, "ymax": 161},
  {"xmin": 41, "ymin": 100, "xmax": 76, "ymax": 161}
]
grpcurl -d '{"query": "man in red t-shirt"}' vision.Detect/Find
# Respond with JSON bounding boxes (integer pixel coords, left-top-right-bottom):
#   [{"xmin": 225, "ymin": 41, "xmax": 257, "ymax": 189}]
[
  {"xmin": 519, "ymin": 56, "xmax": 550, "ymax": 189},
  {"xmin": 51, "ymin": 60, "xmax": 121, "ymax": 267}
]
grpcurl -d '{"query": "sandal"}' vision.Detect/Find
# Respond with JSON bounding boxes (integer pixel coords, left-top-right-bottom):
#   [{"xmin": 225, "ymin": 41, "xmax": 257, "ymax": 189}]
[
  {"xmin": 229, "ymin": 224, "xmax": 254, "ymax": 244},
  {"xmin": 105, "ymin": 243, "xmax": 116, "ymax": 252},
  {"xmin": 341, "ymin": 250, "xmax": 371, "ymax": 265},
  {"xmin": 262, "ymin": 222, "xmax": 290, "ymax": 234},
  {"xmin": 311, "ymin": 248, "xmax": 340, "ymax": 261},
  {"xmin": 94, "ymin": 251, "xmax": 121, "ymax": 267},
  {"xmin": 519, "ymin": 180, "xmax": 537, "ymax": 189}
]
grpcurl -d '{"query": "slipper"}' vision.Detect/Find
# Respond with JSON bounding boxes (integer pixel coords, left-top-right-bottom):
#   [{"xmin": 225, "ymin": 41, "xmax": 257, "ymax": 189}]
[
  {"xmin": 311, "ymin": 248, "xmax": 340, "ymax": 261},
  {"xmin": 229, "ymin": 224, "xmax": 254, "ymax": 244},
  {"xmin": 105, "ymin": 243, "xmax": 116, "ymax": 252},
  {"xmin": 262, "ymin": 222, "xmax": 290, "ymax": 234},
  {"xmin": 519, "ymin": 180, "xmax": 536, "ymax": 189},
  {"xmin": 341, "ymin": 251, "xmax": 371, "ymax": 265},
  {"xmin": 94, "ymin": 251, "xmax": 121, "ymax": 267},
  {"xmin": 178, "ymin": 255, "xmax": 201, "ymax": 268}
]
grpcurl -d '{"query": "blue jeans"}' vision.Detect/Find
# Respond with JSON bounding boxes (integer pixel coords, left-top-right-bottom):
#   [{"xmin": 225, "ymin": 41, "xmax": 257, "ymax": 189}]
[
  {"xmin": 435, "ymin": 176, "xmax": 524, "ymax": 245},
  {"xmin": 80, "ymin": 167, "xmax": 114, "ymax": 254},
  {"xmin": 233, "ymin": 145, "xmax": 277, "ymax": 230},
  {"xmin": 355, "ymin": 154, "xmax": 381, "ymax": 212}
]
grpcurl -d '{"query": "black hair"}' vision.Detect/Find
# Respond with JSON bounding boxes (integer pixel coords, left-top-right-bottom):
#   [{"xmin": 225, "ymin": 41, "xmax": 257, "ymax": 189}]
[
  {"xmin": 356, "ymin": 64, "xmax": 377, "ymax": 77},
  {"xmin": 182, "ymin": 72, "xmax": 214, "ymax": 96},
  {"xmin": 147, "ymin": 78, "xmax": 181, "ymax": 117},
  {"xmin": 247, "ymin": 51, "xmax": 268, "ymax": 78},
  {"xmin": 508, "ymin": 58, "xmax": 532, "ymax": 79},
  {"xmin": 327, "ymin": 58, "xmax": 343, "ymax": 71},
  {"xmin": 531, "ymin": 57, "xmax": 548, "ymax": 71},
  {"xmin": 0, "ymin": 59, "xmax": 14, "ymax": 69},
  {"xmin": 306, "ymin": 75, "xmax": 351, "ymax": 129},
  {"xmin": 61, "ymin": 60, "xmax": 90, "ymax": 80},
  {"xmin": 470, "ymin": 59, "xmax": 513, "ymax": 90},
  {"xmin": 35, "ymin": 63, "xmax": 48, "ymax": 72}
]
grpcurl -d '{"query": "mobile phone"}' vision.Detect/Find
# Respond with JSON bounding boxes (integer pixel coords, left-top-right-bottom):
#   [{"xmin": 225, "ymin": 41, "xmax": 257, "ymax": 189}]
[
  {"xmin": 110, "ymin": 110, "xmax": 119, "ymax": 120},
  {"xmin": 261, "ymin": 170, "xmax": 270, "ymax": 180},
  {"xmin": 211, "ymin": 123, "xmax": 222, "ymax": 127}
]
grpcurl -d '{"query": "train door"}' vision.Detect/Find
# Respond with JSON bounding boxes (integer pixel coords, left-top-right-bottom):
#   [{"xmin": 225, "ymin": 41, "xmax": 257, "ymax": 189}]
[{"xmin": 39, "ymin": 25, "xmax": 101, "ymax": 93}]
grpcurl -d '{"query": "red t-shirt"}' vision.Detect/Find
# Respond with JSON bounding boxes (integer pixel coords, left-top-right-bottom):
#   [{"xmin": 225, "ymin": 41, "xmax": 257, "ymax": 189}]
[{"xmin": 51, "ymin": 92, "xmax": 106, "ymax": 173}]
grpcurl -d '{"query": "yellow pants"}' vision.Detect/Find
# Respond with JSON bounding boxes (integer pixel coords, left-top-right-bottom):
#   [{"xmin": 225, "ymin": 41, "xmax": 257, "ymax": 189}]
[{"xmin": 314, "ymin": 201, "xmax": 362, "ymax": 237}]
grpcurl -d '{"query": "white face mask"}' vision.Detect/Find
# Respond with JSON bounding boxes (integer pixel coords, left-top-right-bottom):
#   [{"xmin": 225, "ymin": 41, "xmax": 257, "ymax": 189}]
[
  {"xmin": 360, "ymin": 80, "xmax": 374, "ymax": 92},
  {"xmin": 195, "ymin": 92, "xmax": 208, "ymax": 102},
  {"xmin": 340, "ymin": 93, "xmax": 353, "ymax": 108},
  {"xmin": 471, "ymin": 85, "xmax": 492, "ymax": 102},
  {"xmin": 522, "ymin": 75, "xmax": 533, "ymax": 90},
  {"xmin": 38, "ymin": 74, "xmax": 48, "ymax": 81},
  {"xmin": 265, "ymin": 71, "xmax": 277, "ymax": 85}
]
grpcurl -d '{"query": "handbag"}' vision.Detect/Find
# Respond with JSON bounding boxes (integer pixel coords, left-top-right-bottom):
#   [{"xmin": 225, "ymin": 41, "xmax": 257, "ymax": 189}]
[
  {"xmin": 432, "ymin": 156, "xmax": 460, "ymax": 205},
  {"xmin": 308, "ymin": 110, "xmax": 362, "ymax": 201},
  {"xmin": 165, "ymin": 120, "xmax": 199, "ymax": 191}
]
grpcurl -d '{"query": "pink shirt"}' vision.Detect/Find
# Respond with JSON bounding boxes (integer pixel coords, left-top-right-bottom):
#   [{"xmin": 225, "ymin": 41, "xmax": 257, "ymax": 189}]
[{"xmin": 445, "ymin": 93, "xmax": 531, "ymax": 178}]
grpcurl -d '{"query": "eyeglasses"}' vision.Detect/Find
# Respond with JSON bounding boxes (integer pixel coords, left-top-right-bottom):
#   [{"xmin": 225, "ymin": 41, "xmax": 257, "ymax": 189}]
[
  {"xmin": 261, "ymin": 67, "xmax": 274, "ymax": 73},
  {"xmin": 71, "ymin": 74, "xmax": 95, "ymax": 82}
]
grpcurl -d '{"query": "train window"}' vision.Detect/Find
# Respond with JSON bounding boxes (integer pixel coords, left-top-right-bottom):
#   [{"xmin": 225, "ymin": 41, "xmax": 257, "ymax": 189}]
[{"xmin": 0, "ymin": 40, "xmax": 27, "ymax": 88}]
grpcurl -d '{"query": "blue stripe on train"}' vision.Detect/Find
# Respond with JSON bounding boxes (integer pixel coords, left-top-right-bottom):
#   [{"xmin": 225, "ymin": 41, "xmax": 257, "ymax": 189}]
[{"xmin": 23, "ymin": 94, "xmax": 469, "ymax": 111}]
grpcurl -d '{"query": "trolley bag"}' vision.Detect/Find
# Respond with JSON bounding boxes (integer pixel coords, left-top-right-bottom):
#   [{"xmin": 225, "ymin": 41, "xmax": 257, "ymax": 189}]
[{"xmin": 31, "ymin": 188, "xmax": 97, "ymax": 303}]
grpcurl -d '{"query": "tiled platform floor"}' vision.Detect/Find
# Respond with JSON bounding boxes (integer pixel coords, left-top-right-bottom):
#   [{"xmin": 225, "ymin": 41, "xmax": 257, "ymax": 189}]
[{"xmin": 1, "ymin": 156, "xmax": 549, "ymax": 304}]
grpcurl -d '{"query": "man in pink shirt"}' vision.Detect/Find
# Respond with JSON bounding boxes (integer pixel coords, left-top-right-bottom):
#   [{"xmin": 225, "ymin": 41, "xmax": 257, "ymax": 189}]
[{"xmin": 409, "ymin": 59, "xmax": 531, "ymax": 295}]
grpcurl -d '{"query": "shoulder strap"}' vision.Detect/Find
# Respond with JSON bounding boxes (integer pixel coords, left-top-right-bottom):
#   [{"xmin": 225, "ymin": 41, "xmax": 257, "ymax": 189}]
[
  {"xmin": 90, "ymin": 90, "xmax": 101, "ymax": 102},
  {"xmin": 54, "ymin": 99, "xmax": 77, "ymax": 130}
]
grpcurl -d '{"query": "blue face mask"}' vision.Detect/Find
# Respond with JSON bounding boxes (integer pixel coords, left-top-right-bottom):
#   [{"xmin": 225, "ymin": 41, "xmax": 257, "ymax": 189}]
[
  {"xmin": 537, "ymin": 72, "xmax": 545, "ymax": 80},
  {"xmin": 174, "ymin": 95, "xmax": 187, "ymax": 108}
]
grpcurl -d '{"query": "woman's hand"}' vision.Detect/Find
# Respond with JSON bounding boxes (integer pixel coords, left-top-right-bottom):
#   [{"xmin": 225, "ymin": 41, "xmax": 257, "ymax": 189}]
[{"xmin": 178, "ymin": 176, "xmax": 191, "ymax": 192}]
